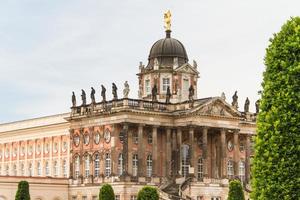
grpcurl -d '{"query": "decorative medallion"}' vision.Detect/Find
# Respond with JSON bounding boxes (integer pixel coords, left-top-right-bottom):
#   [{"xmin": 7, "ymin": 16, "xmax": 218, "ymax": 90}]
[
  {"xmin": 104, "ymin": 129, "xmax": 111, "ymax": 143},
  {"xmin": 73, "ymin": 135, "xmax": 80, "ymax": 146},
  {"xmin": 84, "ymin": 134, "xmax": 90, "ymax": 145},
  {"xmin": 227, "ymin": 140, "xmax": 233, "ymax": 151},
  {"xmin": 94, "ymin": 132, "xmax": 100, "ymax": 144}
]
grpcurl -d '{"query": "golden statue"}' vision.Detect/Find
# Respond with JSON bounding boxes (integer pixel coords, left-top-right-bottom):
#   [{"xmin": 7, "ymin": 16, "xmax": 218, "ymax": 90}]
[{"xmin": 164, "ymin": 10, "xmax": 172, "ymax": 31}]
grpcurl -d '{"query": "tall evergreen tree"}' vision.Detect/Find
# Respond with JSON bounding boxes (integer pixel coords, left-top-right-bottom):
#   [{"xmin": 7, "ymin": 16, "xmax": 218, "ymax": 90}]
[
  {"xmin": 227, "ymin": 180, "xmax": 245, "ymax": 200},
  {"xmin": 137, "ymin": 186, "xmax": 159, "ymax": 200},
  {"xmin": 251, "ymin": 17, "xmax": 300, "ymax": 199},
  {"xmin": 99, "ymin": 183, "xmax": 115, "ymax": 200},
  {"xmin": 15, "ymin": 180, "xmax": 30, "ymax": 200}
]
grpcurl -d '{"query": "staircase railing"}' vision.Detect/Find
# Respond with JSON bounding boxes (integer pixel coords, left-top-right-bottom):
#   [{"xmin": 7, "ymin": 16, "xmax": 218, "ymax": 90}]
[{"xmin": 179, "ymin": 177, "xmax": 193, "ymax": 200}]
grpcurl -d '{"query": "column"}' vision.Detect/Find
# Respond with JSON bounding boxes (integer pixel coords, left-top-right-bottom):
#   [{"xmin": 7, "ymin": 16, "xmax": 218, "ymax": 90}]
[
  {"xmin": 220, "ymin": 129, "xmax": 227, "ymax": 179},
  {"xmin": 138, "ymin": 124, "xmax": 145, "ymax": 177},
  {"xmin": 152, "ymin": 126, "xmax": 158, "ymax": 176},
  {"xmin": 122, "ymin": 123, "xmax": 129, "ymax": 176},
  {"xmin": 245, "ymin": 134, "xmax": 251, "ymax": 184},
  {"xmin": 202, "ymin": 127, "xmax": 208, "ymax": 178},
  {"xmin": 177, "ymin": 128, "xmax": 182, "ymax": 176},
  {"xmin": 189, "ymin": 127, "xmax": 195, "ymax": 168},
  {"xmin": 127, "ymin": 127, "xmax": 133, "ymax": 176},
  {"xmin": 166, "ymin": 128, "xmax": 172, "ymax": 177},
  {"xmin": 233, "ymin": 130, "xmax": 239, "ymax": 176}
]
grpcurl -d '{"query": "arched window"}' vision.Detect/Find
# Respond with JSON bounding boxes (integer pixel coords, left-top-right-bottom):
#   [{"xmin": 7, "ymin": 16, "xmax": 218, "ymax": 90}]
[
  {"xmin": 197, "ymin": 157, "xmax": 204, "ymax": 181},
  {"xmin": 20, "ymin": 163, "xmax": 25, "ymax": 176},
  {"xmin": 62, "ymin": 159, "xmax": 67, "ymax": 177},
  {"xmin": 37, "ymin": 161, "xmax": 41, "ymax": 176},
  {"xmin": 227, "ymin": 159, "xmax": 234, "ymax": 179},
  {"xmin": 146, "ymin": 154, "xmax": 152, "ymax": 177},
  {"xmin": 13, "ymin": 164, "xmax": 17, "ymax": 176},
  {"xmin": 75, "ymin": 156, "xmax": 80, "ymax": 179},
  {"xmin": 5, "ymin": 165, "xmax": 9, "ymax": 176},
  {"xmin": 84, "ymin": 155, "xmax": 90, "ymax": 178},
  {"xmin": 45, "ymin": 161, "xmax": 49, "ymax": 176},
  {"xmin": 105, "ymin": 153, "xmax": 111, "ymax": 177},
  {"xmin": 239, "ymin": 161, "xmax": 245, "ymax": 183},
  {"xmin": 28, "ymin": 163, "xmax": 33, "ymax": 176},
  {"xmin": 118, "ymin": 153, "xmax": 124, "ymax": 176},
  {"xmin": 181, "ymin": 144, "xmax": 190, "ymax": 177},
  {"xmin": 53, "ymin": 160, "xmax": 59, "ymax": 177},
  {"xmin": 132, "ymin": 154, "xmax": 138, "ymax": 177},
  {"xmin": 94, "ymin": 154, "xmax": 100, "ymax": 177}
]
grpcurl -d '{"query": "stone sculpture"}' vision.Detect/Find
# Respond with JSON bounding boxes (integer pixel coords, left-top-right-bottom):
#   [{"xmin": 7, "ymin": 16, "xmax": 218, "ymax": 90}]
[
  {"xmin": 232, "ymin": 91, "xmax": 238, "ymax": 109},
  {"xmin": 189, "ymin": 85, "xmax": 195, "ymax": 101},
  {"xmin": 152, "ymin": 84, "xmax": 158, "ymax": 102},
  {"xmin": 255, "ymin": 99, "xmax": 260, "ymax": 113},
  {"xmin": 90, "ymin": 87, "xmax": 96, "ymax": 104},
  {"xmin": 112, "ymin": 83, "xmax": 118, "ymax": 100},
  {"xmin": 244, "ymin": 97, "xmax": 250, "ymax": 113},
  {"xmin": 123, "ymin": 81, "xmax": 130, "ymax": 98},
  {"xmin": 72, "ymin": 92, "xmax": 76, "ymax": 107},
  {"xmin": 81, "ymin": 89, "xmax": 86, "ymax": 106},
  {"xmin": 101, "ymin": 85, "xmax": 106, "ymax": 102},
  {"xmin": 166, "ymin": 86, "xmax": 171, "ymax": 104}
]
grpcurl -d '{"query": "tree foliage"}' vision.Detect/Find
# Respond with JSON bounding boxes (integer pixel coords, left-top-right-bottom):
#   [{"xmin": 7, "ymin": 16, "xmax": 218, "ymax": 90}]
[
  {"xmin": 251, "ymin": 17, "xmax": 300, "ymax": 199},
  {"xmin": 99, "ymin": 184, "xmax": 115, "ymax": 200},
  {"xmin": 137, "ymin": 186, "xmax": 159, "ymax": 200},
  {"xmin": 227, "ymin": 180, "xmax": 245, "ymax": 200},
  {"xmin": 15, "ymin": 180, "xmax": 30, "ymax": 200}
]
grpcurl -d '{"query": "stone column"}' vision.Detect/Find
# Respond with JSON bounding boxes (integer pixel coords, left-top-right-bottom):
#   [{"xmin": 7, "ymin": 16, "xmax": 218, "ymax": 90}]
[
  {"xmin": 189, "ymin": 127, "xmax": 195, "ymax": 168},
  {"xmin": 220, "ymin": 129, "xmax": 227, "ymax": 179},
  {"xmin": 166, "ymin": 128, "xmax": 172, "ymax": 177},
  {"xmin": 233, "ymin": 130, "xmax": 239, "ymax": 176},
  {"xmin": 69, "ymin": 129, "xmax": 74, "ymax": 179},
  {"xmin": 122, "ymin": 123, "xmax": 129, "ymax": 176},
  {"xmin": 202, "ymin": 127, "xmax": 208, "ymax": 178},
  {"xmin": 138, "ymin": 124, "xmax": 145, "ymax": 177},
  {"xmin": 152, "ymin": 126, "xmax": 158, "ymax": 176},
  {"xmin": 245, "ymin": 134, "xmax": 251, "ymax": 184},
  {"xmin": 177, "ymin": 128, "xmax": 182, "ymax": 176},
  {"xmin": 127, "ymin": 127, "xmax": 133, "ymax": 176}
]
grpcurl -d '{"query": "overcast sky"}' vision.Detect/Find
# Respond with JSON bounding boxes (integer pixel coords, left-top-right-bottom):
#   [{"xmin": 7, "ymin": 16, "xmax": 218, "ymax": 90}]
[{"xmin": 0, "ymin": 0, "xmax": 299, "ymax": 123}]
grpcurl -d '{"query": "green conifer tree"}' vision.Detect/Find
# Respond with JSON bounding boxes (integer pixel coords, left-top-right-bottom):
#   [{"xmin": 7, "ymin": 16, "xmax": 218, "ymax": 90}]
[
  {"xmin": 227, "ymin": 179, "xmax": 245, "ymax": 200},
  {"xmin": 99, "ymin": 183, "xmax": 115, "ymax": 200},
  {"xmin": 251, "ymin": 17, "xmax": 300, "ymax": 199},
  {"xmin": 137, "ymin": 186, "xmax": 159, "ymax": 200},
  {"xmin": 15, "ymin": 180, "xmax": 30, "ymax": 200}
]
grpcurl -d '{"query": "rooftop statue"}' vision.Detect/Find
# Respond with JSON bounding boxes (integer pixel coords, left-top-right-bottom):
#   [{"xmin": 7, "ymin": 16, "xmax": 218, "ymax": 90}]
[
  {"xmin": 193, "ymin": 60, "xmax": 198, "ymax": 69},
  {"xmin": 101, "ymin": 85, "xmax": 106, "ymax": 102},
  {"xmin": 221, "ymin": 92, "xmax": 226, "ymax": 101},
  {"xmin": 81, "ymin": 89, "xmax": 86, "ymax": 106},
  {"xmin": 166, "ymin": 86, "xmax": 172, "ymax": 104},
  {"xmin": 244, "ymin": 97, "xmax": 250, "ymax": 113},
  {"xmin": 164, "ymin": 10, "xmax": 172, "ymax": 31},
  {"xmin": 72, "ymin": 91, "xmax": 76, "ymax": 107},
  {"xmin": 123, "ymin": 81, "xmax": 130, "ymax": 98},
  {"xmin": 189, "ymin": 85, "xmax": 195, "ymax": 102},
  {"xmin": 232, "ymin": 91, "xmax": 238, "ymax": 109},
  {"xmin": 90, "ymin": 87, "xmax": 96, "ymax": 104},
  {"xmin": 255, "ymin": 99, "xmax": 260, "ymax": 113},
  {"xmin": 112, "ymin": 83, "xmax": 118, "ymax": 100},
  {"xmin": 152, "ymin": 84, "xmax": 158, "ymax": 102}
]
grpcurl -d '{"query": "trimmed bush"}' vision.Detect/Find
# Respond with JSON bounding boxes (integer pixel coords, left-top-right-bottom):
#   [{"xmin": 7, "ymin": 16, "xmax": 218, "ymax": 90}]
[
  {"xmin": 137, "ymin": 186, "xmax": 159, "ymax": 200},
  {"xmin": 251, "ymin": 17, "xmax": 300, "ymax": 199},
  {"xmin": 15, "ymin": 180, "xmax": 30, "ymax": 200},
  {"xmin": 99, "ymin": 183, "xmax": 115, "ymax": 200},
  {"xmin": 227, "ymin": 179, "xmax": 245, "ymax": 200}
]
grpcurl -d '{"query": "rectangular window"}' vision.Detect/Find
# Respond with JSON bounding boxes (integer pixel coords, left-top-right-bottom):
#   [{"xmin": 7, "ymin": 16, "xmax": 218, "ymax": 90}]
[
  {"xmin": 211, "ymin": 197, "xmax": 221, "ymax": 200},
  {"xmin": 115, "ymin": 195, "xmax": 120, "ymax": 200},
  {"xmin": 197, "ymin": 157, "xmax": 204, "ymax": 181},
  {"xmin": 227, "ymin": 159, "xmax": 234, "ymax": 179},
  {"xmin": 183, "ymin": 78, "xmax": 189, "ymax": 91},
  {"xmin": 133, "ymin": 132, "xmax": 138, "ymax": 144},
  {"xmin": 132, "ymin": 154, "xmax": 138, "ymax": 177},
  {"xmin": 162, "ymin": 78, "xmax": 170, "ymax": 92},
  {"xmin": 131, "ymin": 195, "xmax": 137, "ymax": 200},
  {"xmin": 145, "ymin": 80, "xmax": 150, "ymax": 94}
]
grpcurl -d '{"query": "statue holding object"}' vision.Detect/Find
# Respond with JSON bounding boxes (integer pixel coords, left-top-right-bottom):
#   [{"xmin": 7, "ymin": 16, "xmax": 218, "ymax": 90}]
[{"xmin": 123, "ymin": 81, "xmax": 130, "ymax": 98}]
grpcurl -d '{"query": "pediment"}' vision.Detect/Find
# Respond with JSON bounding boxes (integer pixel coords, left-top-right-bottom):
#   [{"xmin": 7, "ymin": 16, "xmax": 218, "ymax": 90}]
[
  {"xmin": 175, "ymin": 63, "xmax": 199, "ymax": 74},
  {"xmin": 190, "ymin": 97, "xmax": 241, "ymax": 118}
]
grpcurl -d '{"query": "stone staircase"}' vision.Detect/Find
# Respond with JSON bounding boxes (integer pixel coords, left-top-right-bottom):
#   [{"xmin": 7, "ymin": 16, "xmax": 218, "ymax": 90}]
[{"xmin": 158, "ymin": 177, "xmax": 192, "ymax": 200}]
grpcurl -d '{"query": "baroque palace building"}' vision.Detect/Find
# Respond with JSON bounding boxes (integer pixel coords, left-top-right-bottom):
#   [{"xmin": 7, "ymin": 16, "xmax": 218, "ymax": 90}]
[{"xmin": 0, "ymin": 12, "xmax": 257, "ymax": 200}]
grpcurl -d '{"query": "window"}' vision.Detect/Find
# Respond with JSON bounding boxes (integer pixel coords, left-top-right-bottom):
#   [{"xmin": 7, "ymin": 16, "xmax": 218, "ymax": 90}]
[
  {"xmin": 75, "ymin": 156, "xmax": 80, "ymax": 179},
  {"xmin": 105, "ymin": 153, "xmax": 111, "ymax": 177},
  {"xmin": 54, "ymin": 160, "xmax": 59, "ymax": 177},
  {"xmin": 94, "ymin": 154, "xmax": 100, "ymax": 177},
  {"xmin": 13, "ymin": 164, "xmax": 17, "ymax": 176},
  {"xmin": 197, "ymin": 196, "xmax": 204, "ymax": 200},
  {"xmin": 181, "ymin": 144, "xmax": 190, "ymax": 177},
  {"xmin": 197, "ymin": 157, "xmax": 204, "ymax": 181},
  {"xmin": 162, "ymin": 78, "xmax": 170, "ymax": 92},
  {"xmin": 37, "ymin": 161, "xmax": 41, "ymax": 176},
  {"xmin": 84, "ymin": 134, "xmax": 90, "ymax": 145},
  {"xmin": 146, "ymin": 154, "xmax": 152, "ymax": 177},
  {"xmin": 119, "ymin": 132, "xmax": 124, "ymax": 143},
  {"xmin": 132, "ymin": 154, "xmax": 138, "ymax": 177},
  {"xmin": 94, "ymin": 132, "xmax": 100, "ymax": 144},
  {"xmin": 92, "ymin": 196, "xmax": 98, "ymax": 200},
  {"xmin": 211, "ymin": 197, "xmax": 221, "ymax": 200},
  {"xmin": 227, "ymin": 159, "xmax": 234, "ymax": 179},
  {"xmin": 183, "ymin": 78, "xmax": 189, "ymax": 91},
  {"xmin": 63, "ymin": 159, "xmax": 67, "ymax": 177},
  {"xmin": 145, "ymin": 79, "xmax": 150, "ymax": 94},
  {"xmin": 45, "ymin": 161, "xmax": 49, "ymax": 176},
  {"xmin": 28, "ymin": 163, "xmax": 33, "ymax": 176},
  {"xmin": 239, "ymin": 141, "xmax": 245, "ymax": 152},
  {"xmin": 133, "ymin": 132, "xmax": 138, "ymax": 144},
  {"xmin": 85, "ymin": 155, "xmax": 90, "ymax": 178},
  {"xmin": 147, "ymin": 132, "xmax": 152, "ymax": 144},
  {"xmin": 115, "ymin": 195, "xmax": 120, "ymax": 200},
  {"xmin": 131, "ymin": 195, "xmax": 137, "ymax": 200},
  {"xmin": 5, "ymin": 165, "xmax": 9, "ymax": 175},
  {"xmin": 118, "ymin": 153, "xmax": 124, "ymax": 176},
  {"xmin": 20, "ymin": 163, "xmax": 25, "ymax": 176},
  {"xmin": 239, "ymin": 161, "xmax": 245, "ymax": 183}
]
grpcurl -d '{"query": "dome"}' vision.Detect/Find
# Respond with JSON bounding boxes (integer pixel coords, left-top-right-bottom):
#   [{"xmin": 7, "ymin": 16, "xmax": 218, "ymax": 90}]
[{"xmin": 147, "ymin": 31, "xmax": 188, "ymax": 68}]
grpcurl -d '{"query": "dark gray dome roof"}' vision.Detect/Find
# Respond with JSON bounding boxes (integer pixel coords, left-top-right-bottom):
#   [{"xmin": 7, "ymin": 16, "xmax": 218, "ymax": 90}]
[{"xmin": 147, "ymin": 31, "xmax": 188, "ymax": 68}]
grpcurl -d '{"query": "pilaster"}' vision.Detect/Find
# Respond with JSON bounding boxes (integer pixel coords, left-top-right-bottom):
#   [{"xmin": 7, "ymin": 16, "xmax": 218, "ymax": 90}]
[
  {"xmin": 152, "ymin": 126, "xmax": 158, "ymax": 176},
  {"xmin": 202, "ymin": 127, "xmax": 208, "ymax": 178},
  {"xmin": 137, "ymin": 124, "xmax": 145, "ymax": 177}
]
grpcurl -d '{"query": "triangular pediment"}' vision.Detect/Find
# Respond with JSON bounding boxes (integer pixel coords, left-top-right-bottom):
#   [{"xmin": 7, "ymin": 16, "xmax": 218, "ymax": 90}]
[
  {"xmin": 189, "ymin": 97, "xmax": 241, "ymax": 118},
  {"xmin": 175, "ymin": 63, "xmax": 199, "ymax": 74}
]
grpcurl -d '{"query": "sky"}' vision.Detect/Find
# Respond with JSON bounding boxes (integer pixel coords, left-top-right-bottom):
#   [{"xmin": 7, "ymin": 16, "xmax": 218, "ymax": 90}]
[{"xmin": 0, "ymin": 0, "xmax": 299, "ymax": 123}]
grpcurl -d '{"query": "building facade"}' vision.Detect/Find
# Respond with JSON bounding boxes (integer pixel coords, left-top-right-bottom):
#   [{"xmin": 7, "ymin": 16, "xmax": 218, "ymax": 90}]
[{"xmin": 0, "ymin": 15, "xmax": 256, "ymax": 200}]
